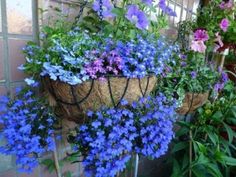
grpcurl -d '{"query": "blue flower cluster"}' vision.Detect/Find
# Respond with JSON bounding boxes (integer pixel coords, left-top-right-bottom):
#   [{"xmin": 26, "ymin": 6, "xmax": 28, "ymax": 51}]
[
  {"xmin": 132, "ymin": 96, "xmax": 176, "ymax": 158},
  {"xmin": 22, "ymin": 28, "xmax": 179, "ymax": 85},
  {"xmin": 72, "ymin": 94, "xmax": 177, "ymax": 177},
  {"xmin": 115, "ymin": 36, "xmax": 179, "ymax": 78},
  {"xmin": 0, "ymin": 90, "xmax": 55, "ymax": 173}
]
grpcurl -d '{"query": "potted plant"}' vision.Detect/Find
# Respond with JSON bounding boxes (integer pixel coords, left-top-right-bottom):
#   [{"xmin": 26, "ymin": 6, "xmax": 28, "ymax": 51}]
[
  {"xmin": 20, "ymin": 0, "xmax": 179, "ymax": 122},
  {"xmin": 155, "ymin": 47, "xmax": 224, "ymax": 115},
  {"xmin": 170, "ymin": 82, "xmax": 236, "ymax": 177}
]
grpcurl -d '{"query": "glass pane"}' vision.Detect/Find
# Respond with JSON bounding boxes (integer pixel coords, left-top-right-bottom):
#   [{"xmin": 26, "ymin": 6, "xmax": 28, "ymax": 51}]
[
  {"xmin": 6, "ymin": 0, "xmax": 32, "ymax": 34},
  {"xmin": 8, "ymin": 39, "xmax": 28, "ymax": 82},
  {"xmin": 0, "ymin": 39, "xmax": 4, "ymax": 82},
  {"xmin": 0, "ymin": 1, "xmax": 2, "ymax": 32}
]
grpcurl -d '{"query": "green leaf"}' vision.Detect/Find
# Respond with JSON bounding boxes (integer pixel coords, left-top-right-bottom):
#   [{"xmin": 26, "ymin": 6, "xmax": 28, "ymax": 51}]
[
  {"xmin": 206, "ymin": 163, "xmax": 223, "ymax": 177},
  {"xmin": 221, "ymin": 156, "xmax": 236, "ymax": 166},
  {"xmin": 212, "ymin": 111, "xmax": 223, "ymax": 121},
  {"xmin": 206, "ymin": 130, "xmax": 218, "ymax": 145},
  {"xmin": 223, "ymin": 123, "xmax": 234, "ymax": 143},
  {"xmin": 192, "ymin": 166, "xmax": 208, "ymax": 177},
  {"xmin": 171, "ymin": 159, "xmax": 183, "ymax": 177},
  {"xmin": 63, "ymin": 171, "xmax": 72, "ymax": 177},
  {"xmin": 41, "ymin": 159, "xmax": 56, "ymax": 173},
  {"xmin": 171, "ymin": 142, "xmax": 188, "ymax": 153},
  {"xmin": 111, "ymin": 7, "xmax": 124, "ymax": 17}
]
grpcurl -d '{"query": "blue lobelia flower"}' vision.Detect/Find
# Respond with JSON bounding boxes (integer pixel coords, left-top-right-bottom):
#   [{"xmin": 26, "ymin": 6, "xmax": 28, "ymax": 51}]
[
  {"xmin": 126, "ymin": 5, "xmax": 149, "ymax": 30},
  {"xmin": 24, "ymin": 77, "xmax": 39, "ymax": 87}
]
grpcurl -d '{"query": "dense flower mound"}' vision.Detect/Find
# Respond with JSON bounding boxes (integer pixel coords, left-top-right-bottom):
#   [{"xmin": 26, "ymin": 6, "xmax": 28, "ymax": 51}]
[
  {"xmin": 132, "ymin": 96, "xmax": 176, "ymax": 158},
  {"xmin": 21, "ymin": 29, "xmax": 179, "ymax": 85},
  {"xmin": 0, "ymin": 90, "xmax": 55, "ymax": 172},
  {"xmin": 72, "ymin": 94, "xmax": 177, "ymax": 177}
]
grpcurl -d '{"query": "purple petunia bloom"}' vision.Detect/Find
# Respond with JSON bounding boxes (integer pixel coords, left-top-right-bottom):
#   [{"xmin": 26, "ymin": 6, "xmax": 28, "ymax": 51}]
[
  {"xmin": 142, "ymin": 0, "xmax": 153, "ymax": 6},
  {"xmin": 158, "ymin": 0, "xmax": 177, "ymax": 17},
  {"xmin": 194, "ymin": 29, "xmax": 209, "ymax": 42},
  {"xmin": 190, "ymin": 40, "xmax": 206, "ymax": 53},
  {"xmin": 126, "ymin": 5, "xmax": 149, "ymax": 30},
  {"xmin": 220, "ymin": 18, "xmax": 230, "ymax": 32},
  {"xmin": 93, "ymin": 0, "xmax": 113, "ymax": 18},
  {"xmin": 219, "ymin": 0, "xmax": 234, "ymax": 9}
]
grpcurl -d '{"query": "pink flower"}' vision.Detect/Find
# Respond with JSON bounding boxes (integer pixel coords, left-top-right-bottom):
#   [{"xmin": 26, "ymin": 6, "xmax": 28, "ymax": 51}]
[
  {"xmin": 194, "ymin": 29, "xmax": 209, "ymax": 42},
  {"xmin": 219, "ymin": 0, "xmax": 233, "ymax": 9},
  {"xmin": 220, "ymin": 18, "xmax": 230, "ymax": 32},
  {"xmin": 190, "ymin": 40, "xmax": 206, "ymax": 53},
  {"xmin": 214, "ymin": 32, "xmax": 224, "ymax": 52}
]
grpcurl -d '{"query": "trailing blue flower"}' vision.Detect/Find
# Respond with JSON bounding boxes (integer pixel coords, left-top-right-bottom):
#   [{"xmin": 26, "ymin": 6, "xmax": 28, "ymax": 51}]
[
  {"xmin": 0, "ymin": 89, "xmax": 56, "ymax": 173},
  {"xmin": 71, "ymin": 94, "xmax": 177, "ymax": 177}
]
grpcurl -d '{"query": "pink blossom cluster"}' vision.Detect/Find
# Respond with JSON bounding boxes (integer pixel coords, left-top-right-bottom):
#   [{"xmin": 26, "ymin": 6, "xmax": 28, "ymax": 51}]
[
  {"xmin": 190, "ymin": 29, "xmax": 209, "ymax": 53},
  {"xmin": 219, "ymin": 0, "xmax": 234, "ymax": 9},
  {"xmin": 85, "ymin": 50, "xmax": 123, "ymax": 80}
]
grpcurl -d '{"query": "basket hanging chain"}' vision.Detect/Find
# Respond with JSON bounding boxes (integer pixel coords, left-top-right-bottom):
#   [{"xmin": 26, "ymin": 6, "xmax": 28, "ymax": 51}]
[
  {"xmin": 74, "ymin": 0, "xmax": 88, "ymax": 23},
  {"xmin": 99, "ymin": 0, "xmax": 104, "ymax": 20}
]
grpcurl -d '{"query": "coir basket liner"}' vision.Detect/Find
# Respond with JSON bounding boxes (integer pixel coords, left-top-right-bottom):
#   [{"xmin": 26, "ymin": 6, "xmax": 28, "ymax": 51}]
[
  {"xmin": 177, "ymin": 92, "xmax": 209, "ymax": 115},
  {"xmin": 43, "ymin": 76, "xmax": 157, "ymax": 122}
]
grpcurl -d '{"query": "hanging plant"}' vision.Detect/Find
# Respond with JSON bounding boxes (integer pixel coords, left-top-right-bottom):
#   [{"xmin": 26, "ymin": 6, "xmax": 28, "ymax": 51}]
[
  {"xmin": 0, "ymin": 88, "xmax": 56, "ymax": 173},
  {"xmin": 20, "ymin": 0, "xmax": 178, "ymax": 121},
  {"xmin": 68, "ymin": 94, "xmax": 177, "ymax": 177}
]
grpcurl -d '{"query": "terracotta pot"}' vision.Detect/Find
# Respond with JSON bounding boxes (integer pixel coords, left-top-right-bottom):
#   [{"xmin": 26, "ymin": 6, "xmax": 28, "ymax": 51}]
[
  {"xmin": 43, "ymin": 76, "xmax": 157, "ymax": 122},
  {"xmin": 177, "ymin": 92, "xmax": 209, "ymax": 115}
]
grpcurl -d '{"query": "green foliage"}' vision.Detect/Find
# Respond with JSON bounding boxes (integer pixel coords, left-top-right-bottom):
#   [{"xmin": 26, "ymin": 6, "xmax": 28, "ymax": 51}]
[
  {"xmin": 154, "ymin": 50, "xmax": 220, "ymax": 106},
  {"xmin": 170, "ymin": 82, "xmax": 236, "ymax": 177}
]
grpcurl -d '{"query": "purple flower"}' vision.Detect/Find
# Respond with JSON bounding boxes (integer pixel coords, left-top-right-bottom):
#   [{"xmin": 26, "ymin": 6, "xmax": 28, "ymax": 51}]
[
  {"xmin": 190, "ymin": 71, "xmax": 197, "ymax": 79},
  {"xmin": 93, "ymin": 0, "xmax": 113, "ymax": 18},
  {"xmin": 219, "ymin": 0, "xmax": 234, "ymax": 9},
  {"xmin": 158, "ymin": 0, "xmax": 177, "ymax": 17},
  {"xmin": 126, "ymin": 5, "xmax": 149, "ymax": 30},
  {"xmin": 190, "ymin": 40, "xmax": 206, "ymax": 53},
  {"xmin": 194, "ymin": 29, "xmax": 209, "ymax": 42},
  {"xmin": 214, "ymin": 32, "xmax": 224, "ymax": 52},
  {"xmin": 142, "ymin": 0, "xmax": 153, "ymax": 5},
  {"xmin": 220, "ymin": 18, "xmax": 230, "ymax": 32}
]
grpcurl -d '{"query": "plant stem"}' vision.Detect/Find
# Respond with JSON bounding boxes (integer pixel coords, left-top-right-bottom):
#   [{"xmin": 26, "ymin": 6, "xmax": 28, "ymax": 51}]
[
  {"xmin": 189, "ymin": 130, "xmax": 192, "ymax": 177},
  {"xmin": 53, "ymin": 135, "xmax": 62, "ymax": 177}
]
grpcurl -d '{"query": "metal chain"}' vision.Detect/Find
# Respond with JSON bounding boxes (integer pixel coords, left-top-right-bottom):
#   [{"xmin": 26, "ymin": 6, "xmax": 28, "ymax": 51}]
[
  {"xmin": 75, "ymin": 0, "xmax": 88, "ymax": 22},
  {"xmin": 99, "ymin": 0, "xmax": 103, "ymax": 20}
]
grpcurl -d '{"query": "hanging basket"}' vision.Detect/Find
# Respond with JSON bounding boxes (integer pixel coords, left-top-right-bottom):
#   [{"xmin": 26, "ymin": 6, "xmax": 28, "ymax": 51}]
[
  {"xmin": 43, "ymin": 75, "xmax": 157, "ymax": 122},
  {"xmin": 177, "ymin": 92, "xmax": 209, "ymax": 115}
]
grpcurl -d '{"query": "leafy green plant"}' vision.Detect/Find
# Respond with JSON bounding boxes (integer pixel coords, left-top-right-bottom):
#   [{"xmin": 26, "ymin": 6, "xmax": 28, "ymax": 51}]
[
  {"xmin": 170, "ymin": 81, "xmax": 236, "ymax": 177},
  {"xmin": 154, "ymin": 51, "xmax": 221, "ymax": 106}
]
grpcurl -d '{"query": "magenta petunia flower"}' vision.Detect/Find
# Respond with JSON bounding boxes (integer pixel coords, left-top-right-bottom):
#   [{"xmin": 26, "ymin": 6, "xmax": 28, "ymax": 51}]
[
  {"xmin": 219, "ymin": 0, "xmax": 234, "ymax": 9},
  {"xmin": 194, "ymin": 29, "xmax": 209, "ymax": 42},
  {"xmin": 190, "ymin": 40, "xmax": 206, "ymax": 53},
  {"xmin": 220, "ymin": 18, "xmax": 230, "ymax": 32},
  {"xmin": 126, "ymin": 5, "xmax": 149, "ymax": 30}
]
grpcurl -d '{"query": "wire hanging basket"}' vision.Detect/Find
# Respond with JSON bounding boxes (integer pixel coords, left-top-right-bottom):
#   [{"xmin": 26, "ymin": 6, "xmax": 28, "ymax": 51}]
[
  {"xmin": 177, "ymin": 92, "xmax": 209, "ymax": 115},
  {"xmin": 43, "ymin": 75, "xmax": 157, "ymax": 122}
]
